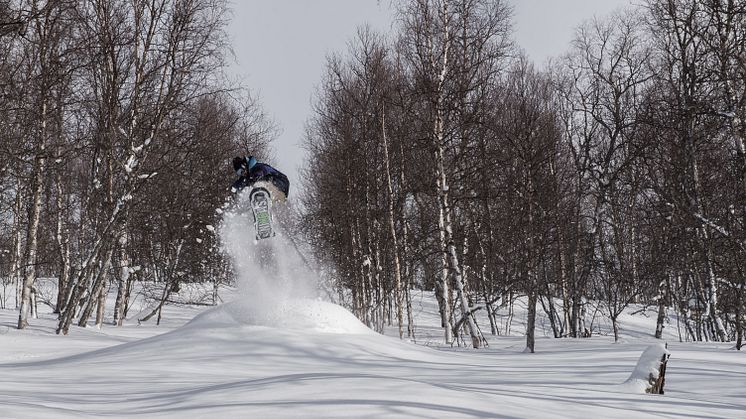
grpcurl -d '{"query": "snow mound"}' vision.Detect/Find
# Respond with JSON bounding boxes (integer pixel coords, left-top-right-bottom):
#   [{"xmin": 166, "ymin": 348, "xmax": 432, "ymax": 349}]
[
  {"xmin": 622, "ymin": 343, "xmax": 670, "ymax": 393},
  {"xmin": 188, "ymin": 299, "xmax": 374, "ymax": 335}
]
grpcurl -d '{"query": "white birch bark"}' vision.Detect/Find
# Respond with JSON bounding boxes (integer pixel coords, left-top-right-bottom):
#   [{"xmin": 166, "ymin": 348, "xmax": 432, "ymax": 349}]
[
  {"xmin": 12, "ymin": 177, "xmax": 23, "ymax": 309},
  {"xmin": 525, "ymin": 174, "xmax": 537, "ymax": 352},
  {"xmin": 113, "ymin": 230, "xmax": 130, "ymax": 326},
  {"xmin": 95, "ymin": 278, "xmax": 108, "ymax": 329},
  {"xmin": 381, "ymin": 108, "xmax": 405, "ymax": 339},
  {"xmin": 78, "ymin": 246, "xmax": 114, "ymax": 327},
  {"xmin": 655, "ymin": 292, "xmax": 668, "ymax": 339},
  {"xmin": 58, "ymin": 0, "xmax": 208, "ymax": 334},
  {"xmin": 399, "ymin": 142, "xmax": 414, "ymax": 338},
  {"xmin": 505, "ymin": 291, "xmax": 514, "ymax": 335},
  {"xmin": 54, "ymin": 159, "xmax": 71, "ymax": 314},
  {"xmin": 430, "ymin": 0, "xmax": 455, "ymax": 346},
  {"xmin": 691, "ymin": 142, "xmax": 728, "ymax": 341},
  {"xmin": 436, "ymin": 122, "xmax": 480, "ymax": 347},
  {"xmin": 17, "ymin": 102, "xmax": 47, "ymax": 330}
]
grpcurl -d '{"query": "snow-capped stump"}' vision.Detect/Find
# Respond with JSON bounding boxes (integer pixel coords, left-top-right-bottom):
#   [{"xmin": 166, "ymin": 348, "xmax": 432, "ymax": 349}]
[{"xmin": 624, "ymin": 343, "xmax": 671, "ymax": 394}]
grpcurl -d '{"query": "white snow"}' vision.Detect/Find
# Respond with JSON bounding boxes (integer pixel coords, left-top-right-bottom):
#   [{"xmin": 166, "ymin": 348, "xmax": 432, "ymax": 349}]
[
  {"xmin": 1, "ymin": 198, "xmax": 744, "ymax": 417},
  {"xmin": 2, "ymin": 289, "xmax": 745, "ymax": 417},
  {"xmin": 621, "ymin": 343, "xmax": 670, "ymax": 393}
]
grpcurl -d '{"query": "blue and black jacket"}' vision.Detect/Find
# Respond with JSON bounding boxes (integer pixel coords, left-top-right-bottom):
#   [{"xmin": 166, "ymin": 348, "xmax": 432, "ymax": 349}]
[{"xmin": 232, "ymin": 162, "xmax": 290, "ymax": 198}]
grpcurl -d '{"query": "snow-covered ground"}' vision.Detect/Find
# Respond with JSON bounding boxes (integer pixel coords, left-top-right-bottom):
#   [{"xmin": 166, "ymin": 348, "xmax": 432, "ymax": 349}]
[
  {"xmin": 2, "ymin": 287, "xmax": 745, "ymax": 418},
  {"xmin": 1, "ymin": 211, "xmax": 744, "ymax": 418}
]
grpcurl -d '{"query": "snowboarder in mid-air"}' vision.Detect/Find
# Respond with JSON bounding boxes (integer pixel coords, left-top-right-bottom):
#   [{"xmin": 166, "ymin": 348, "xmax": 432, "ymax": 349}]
[{"xmin": 231, "ymin": 155, "xmax": 290, "ymax": 240}]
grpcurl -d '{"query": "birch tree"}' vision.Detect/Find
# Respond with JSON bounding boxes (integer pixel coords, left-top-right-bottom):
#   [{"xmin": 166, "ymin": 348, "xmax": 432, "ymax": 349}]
[
  {"xmin": 492, "ymin": 58, "xmax": 562, "ymax": 352},
  {"xmin": 645, "ymin": 0, "xmax": 730, "ymax": 342},
  {"xmin": 58, "ymin": 0, "xmax": 230, "ymax": 334},
  {"xmin": 17, "ymin": 1, "xmax": 76, "ymax": 329},
  {"xmin": 397, "ymin": 0, "xmax": 510, "ymax": 347}
]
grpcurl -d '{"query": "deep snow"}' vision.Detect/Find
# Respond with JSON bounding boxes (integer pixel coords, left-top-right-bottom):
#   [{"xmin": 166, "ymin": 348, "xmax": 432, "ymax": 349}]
[{"xmin": 1, "ymin": 205, "xmax": 744, "ymax": 418}]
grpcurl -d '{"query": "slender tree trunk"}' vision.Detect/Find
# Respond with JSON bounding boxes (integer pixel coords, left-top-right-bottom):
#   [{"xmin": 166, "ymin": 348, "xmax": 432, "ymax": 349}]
[
  {"xmin": 692, "ymin": 161, "xmax": 728, "ymax": 341},
  {"xmin": 428, "ymin": 0, "xmax": 454, "ymax": 346},
  {"xmin": 120, "ymin": 269, "xmax": 135, "ymax": 321},
  {"xmin": 433, "ymin": 181, "xmax": 451, "ymax": 336},
  {"xmin": 113, "ymin": 229, "xmax": 130, "ymax": 326},
  {"xmin": 54, "ymin": 162, "xmax": 71, "ymax": 314},
  {"xmin": 381, "ymin": 107, "xmax": 405, "ymax": 339},
  {"xmin": 477, "ymin": 232, "xmax": 498, "ymax": 336},
  {"xmin": 78, "ymin": 246, "xmax": 114, "ymax": 327},
  {"xmin": 95, "ymin": 279, "xmax": 108, "ymax": 329},
  {"xmin": 212, "ymin": 273, "xmax": 220, "ymax": 306},
  {"xmin": 736, "ymin": 305, "xmax": 743, "ymax": 350},
  {"xmin": 142, "ymin": 240, "xmax": 184, "ymax": 325},
  {"xmin": 58, "ymin": 265, "xmax": 93, "ymax": 334},
  {"xmin": 612, "ymin": 315, "xmax": 620, "ymax": 343},
  {"xmin": 30, "ymin": 288, "xmax": 38, "ymax": 319},
  {"xmin": 396, "ymin": 141, "xmax": 415, "ymax": 338},
  {"xmin": 141, "ymin": 284, "xmax": 171, "ymax": 324},
  {"xmin": 403, "ymin": 204, "xmax": 414, "ymax": 338},
  {"xmin": 11, "ymin": 178, "xmax": 23, "ymax": 309},
  {"xmin": 655, "ymin": 274, "xmax": 671, "ymax": 339},
  {"xmin": 17, "ymin": 105, "xmax": 47, "ymax": 330},
  {"xmin": 372, "ymin": 229, "xmax": 384, "ymax": 333},
  {"xmin": 557, "ymin": 228, "xmax": 572, "ymax": 336},
  {"xmin": 526, "ymin": 288, "xmax": 537, "ymax": 353}
]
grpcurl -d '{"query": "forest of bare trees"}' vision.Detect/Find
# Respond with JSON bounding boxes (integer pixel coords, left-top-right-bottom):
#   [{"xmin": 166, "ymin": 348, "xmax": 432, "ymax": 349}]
[
  {"xmin": 0, "ymin": 0, "xmax": 274, "ymax": 333},
  {"xmin": 301, "ymin": 0, "xmax": 746, "ymax": 351},
  {"xmin": 2, "ymin": 0, "xmax": 744, "ymax": 352}
]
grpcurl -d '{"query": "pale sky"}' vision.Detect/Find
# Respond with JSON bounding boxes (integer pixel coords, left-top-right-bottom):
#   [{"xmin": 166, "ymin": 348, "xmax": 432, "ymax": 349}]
[{"xmin": 228, "ymin": 0, "xmax": 633, "ymax": 185}]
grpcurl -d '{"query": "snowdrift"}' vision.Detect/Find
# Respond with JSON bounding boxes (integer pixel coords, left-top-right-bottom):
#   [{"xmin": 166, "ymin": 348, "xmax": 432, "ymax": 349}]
[{"xmin": 188, "ymin": 299, "xmax": 374, "ymax": 335}]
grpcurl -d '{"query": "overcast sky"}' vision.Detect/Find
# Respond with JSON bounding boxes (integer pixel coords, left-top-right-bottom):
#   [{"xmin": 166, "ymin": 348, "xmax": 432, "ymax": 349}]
[{"xmin": 228, "ymin": 0, "xmax": 633, "ymax": 185}]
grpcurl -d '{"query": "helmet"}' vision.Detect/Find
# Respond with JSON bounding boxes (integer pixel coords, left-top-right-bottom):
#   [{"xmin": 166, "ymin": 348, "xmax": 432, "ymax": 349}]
[
  {"xmin": 233, "ymin": 155, "xmax": 258, "ymax": 177},
  {"xmin": 232, "ymin": 156, "xmax": 246, "ymax": 176},
  {"xmin": 232, "ymin": 156, "xmax": 245, "ymax": 171}
]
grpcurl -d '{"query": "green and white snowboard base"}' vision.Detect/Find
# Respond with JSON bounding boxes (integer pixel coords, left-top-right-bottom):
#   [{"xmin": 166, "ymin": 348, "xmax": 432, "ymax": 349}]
[{"xmin": 250, "ymin": 187, "xmax": 274, "ymax": 240}]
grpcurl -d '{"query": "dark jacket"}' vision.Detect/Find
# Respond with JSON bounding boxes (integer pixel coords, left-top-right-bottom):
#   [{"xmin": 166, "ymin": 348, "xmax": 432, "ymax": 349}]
[{"xmin": 232, "ymin": 162, "xmax": 290, "ymax": 197}]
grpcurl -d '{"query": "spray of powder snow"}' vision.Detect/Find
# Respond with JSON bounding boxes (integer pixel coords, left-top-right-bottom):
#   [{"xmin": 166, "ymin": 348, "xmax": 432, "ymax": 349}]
[
  {"xmin": 214, "ymin": 192, "xmax": 372, "ymax": 334},
  {"xmin": 211, "ymin": 190, "xmax": 372, "ymax": 334},
  {"xmin": 217, "ymin": 191, "xmax": 323, "ymax": 327}
]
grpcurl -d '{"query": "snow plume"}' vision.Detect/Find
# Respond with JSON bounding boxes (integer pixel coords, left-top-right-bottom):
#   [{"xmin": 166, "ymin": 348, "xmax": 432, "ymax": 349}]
[{"xmin": 219, "ymin": 190, "xmax": 317, "ymax": 324}]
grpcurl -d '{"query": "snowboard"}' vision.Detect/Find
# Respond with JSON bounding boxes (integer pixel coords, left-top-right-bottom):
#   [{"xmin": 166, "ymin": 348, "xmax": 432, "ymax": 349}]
[{"xmin": 249, "ymin": 187, "xmax": 275, "ymax": 240}]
